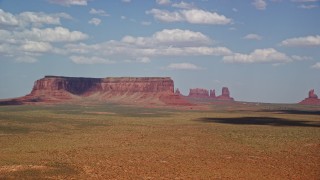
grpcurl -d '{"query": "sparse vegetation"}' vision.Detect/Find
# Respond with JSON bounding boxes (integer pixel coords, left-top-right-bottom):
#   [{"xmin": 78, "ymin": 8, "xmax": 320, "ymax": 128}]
[{"xmin": 0, "ymin": 103, "xmax": 319, "ymax": 179}]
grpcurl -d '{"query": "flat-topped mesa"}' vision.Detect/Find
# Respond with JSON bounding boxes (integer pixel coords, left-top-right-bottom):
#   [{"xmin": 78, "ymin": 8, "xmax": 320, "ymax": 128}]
[
  {"xmin": 216, "ymin": 87, "xmax": 234, "ymax": 101},
  {"xmin": 11, "ymin": 76, "xmax": 178, "ymax": 105},
  {"xmin": 299, "ymin": 89, "xmax": 320, "ymax": 105},
  {"xmin": 188, "ymin": 88, "xmax": 209, "ymax": 98},
  {"xmin": 31, "ymin": 76, "xmax": 174, "ymax": 96}
]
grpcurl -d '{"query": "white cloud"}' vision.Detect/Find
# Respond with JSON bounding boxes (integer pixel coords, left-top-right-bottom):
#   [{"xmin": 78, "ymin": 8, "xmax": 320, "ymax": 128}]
[
  {"xmin": 223, "ymin": 48, "xmax": 291, "ymax": 63},
  {"xmin": 70, "ymin": 56, "xmax": 115, "ymax": 64},
  {"xmin": 181, "ymin": 9, "xmax": 232, "ymax": 25},
  {"xmin": 311, "ymin": 62, "xmax": 320, "ymax": 69},
  {"xmin": 89, "ymin": 8, "xmax": 109, "ymax": 16},
  {"xmin": 20, "ymin": 41, "xmax": 53, "ymax": 53},
  {"xmin": 291, "ymin": 55, "xmax": 312, "ymax": 61},
  {"xmin": 18, "ymin": 27, "xmax": 88, "ymax": 42},
  {"xmin": 280, "ymin": 35, "xmax": 320, "ymax": 46},
  {"xmin": 147, "ymin": 9, "xmax": 232, "ymax": 25},
  {"xmin": 243, "ymin": 33, "xmax": 263, "ymax": 40},
  {"xmin": 252, "ymin": 0, "xmax": 267, "ymax": 10},
  {"xmin": 156, "ymin": 0, "xmax": 171, "ymax": 5},
  {"xmin": 0, "ymin": 9, "xmax": 19, "ymax": 26},
  {"xmin": 122, "ymin": 0, "xmax": 131, "ymax": 2},
  {"xmin": 64, "ymin": 29, "xmax": 232, "ymax": 64},
  {"xmin": 165, "ymin": 63, "xmax": 203, "ymax": 70},
  {"xmin": 0, "ymin": 9, "xmax": 72, "ymax": 28},
  {"xmin": 147, "ymin": 9, "xmax": 183, "ymax": 22},
  {"xmin": 172, "ymin": 1, "xmax": 195, "ymax": 9},
  {"xmin": 298, "ymin": 4, "xmax": 318, "ymax": 8},
  {"xmin": 88, "ymin": 18, "xmax": 101, "ymax": 26},
  {"xmin": 48, "ymin": 0, "xmax": 89, "ymax": 6},
  {"xmin": 152, "ymin": 29, "xmax": 211, "ymax": 45}
]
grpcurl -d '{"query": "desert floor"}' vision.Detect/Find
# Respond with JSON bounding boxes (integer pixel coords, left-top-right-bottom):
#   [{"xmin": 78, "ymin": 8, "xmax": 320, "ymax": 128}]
[{"xmin": 0, "ymin": 103, "xmax": 319, "ymax": 179}]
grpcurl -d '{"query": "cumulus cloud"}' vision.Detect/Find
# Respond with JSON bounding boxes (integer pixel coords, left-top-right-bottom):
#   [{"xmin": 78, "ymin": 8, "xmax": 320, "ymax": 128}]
[
  {"xmin": 172, "ymin": 1, "xmax": 195, "ymax": 9},
  {"xmin": 70, "ymin": 56, "xmax": 115, "ymax": 64},
  {"xmin": 243, "ymin": 33, "xmax": 263, "ymax": 40},
  {"xmin": 156, "ymin": 0, "xmax": 171, "ymax": 5},
  {"xmin": 16, "ymin": 27, "xmax": 88, "ymax": 42},
  {"xmin": 223, "ymin": 48, "xmax": 291, "ymax": 63},
  {"xmin": 0, "ymin": 9, "xmax": 88, "ymax": 63},
  {"xmin": 147, "ymin": 9, "xmax": 232, "ymax": 25},
  {"xmin": 64, "ymin": 29, "xmax": 232, "ymax": 64},
  {"xmin": 0, "ymin": 9, "xmax": 72, "ymax": 28},
  {"xmin": 89, "ymin": 8, "xmax": 109, "ymax": 16},
  {"xmin": 311, "ymin": 62, "xmax": 320, "ymax": 69},
  {"xmin": 165, "ymin": 63, "xmax": 203, "ymax": 70},
  {"xmin": 20, "ymin": 41, "xmax": 53, "ymax": 53},
  {"xmin": 88, "ymin": 18, "xmax": 101, "ymax": 26},
  {"xmin": 280, "ymin": 35, "xmax": 320, "ymax": 46},
  {"xmin": 252, "ymin": 0, "xmax": 267, "ymax": 10},
  {"xmin": 48, "ymin": 0, "xmax": 89, "ymax": 6}
]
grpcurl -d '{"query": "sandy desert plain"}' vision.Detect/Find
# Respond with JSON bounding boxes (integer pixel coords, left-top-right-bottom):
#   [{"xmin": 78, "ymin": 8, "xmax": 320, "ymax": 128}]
[{"xmin": 0, "ymin": 101, "xmax": 319, "ymax": 179}]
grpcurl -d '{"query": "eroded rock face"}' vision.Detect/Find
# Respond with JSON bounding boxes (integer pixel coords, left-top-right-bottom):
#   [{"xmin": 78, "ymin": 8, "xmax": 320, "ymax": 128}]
[
  {"xmin": 308, "ymin": 89, "xmax": 318, "ymax": 98},
  {"xmin": 209, "ymin": 89, "xmax": 216, "ymax": 98},
  {"xmin": 216, "ymin": 87, "xmax": 234, "ymax": 101},
  {"xmin": 186, "ymin": 87, "xmax": 234, "ymax": 101},
  {"xmin": 188, "ymin": 88, "xmax": 209, "ymax": 98},
  {"xmin": 2, "ymin": 76, "xmax": 178, "ymax": 105},
  {"xmin": 299, "ymin": 89, "xmax": 320, "ymax": 105}
]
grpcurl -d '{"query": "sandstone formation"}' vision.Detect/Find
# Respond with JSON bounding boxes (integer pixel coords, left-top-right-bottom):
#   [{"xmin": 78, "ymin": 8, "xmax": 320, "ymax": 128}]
[
  {"xmin": 209, "ymin": 90, "xmax": 216, "ymax": 98},
  {"xmin": 0, "ymin": 76, "xmax": 192, "ymax": 106},
  {"xmin": 188, "ymin": 88, "xmax": 209, "ymax": 98},
  {"xmin": 175, "ymin": 88, "xmax": 181, "ymax": 95},
  {"xmin": 187, "ymin": 87, "xmax": 234, "ymax": 101},
  {"xmin": 299, "ymin": 89, "xmax": 320, "ymax": 105},
  {"xmin": 216, "ymin": 87, "xmax": 234, "ymax": 101}
]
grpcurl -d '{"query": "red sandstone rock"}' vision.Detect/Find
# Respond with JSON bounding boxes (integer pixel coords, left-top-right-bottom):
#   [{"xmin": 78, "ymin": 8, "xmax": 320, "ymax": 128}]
[
  {"xmin": 209, "ymin": 89, "xmax": 216, "ymax": 98},
  {"xmin": 299, "ymin": 89, "xmax": 320, "ymax": 105},
  {"xmin": 216, "ymin": 87, "xmax": 234, "ymax": 101},
  {"xmin": 175, "ymin": 88, "xmax": 181, "ymax": 95},
  {"xmin": 308, "ymin": 89, "xmax": 318, "ymax": 98},
  {"xmin": 188, "ymin": 88, "xmax": 209, "ymax": 98},
  {"xmin": 0, "ymin": 76, "xmax": 182, "ymax": 105}
]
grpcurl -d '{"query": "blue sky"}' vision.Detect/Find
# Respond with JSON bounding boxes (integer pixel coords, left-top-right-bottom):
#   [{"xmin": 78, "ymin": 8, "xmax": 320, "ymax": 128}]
[{"xmin": 0, "ymin": 0, "xmax": 319, "ymax": 103}]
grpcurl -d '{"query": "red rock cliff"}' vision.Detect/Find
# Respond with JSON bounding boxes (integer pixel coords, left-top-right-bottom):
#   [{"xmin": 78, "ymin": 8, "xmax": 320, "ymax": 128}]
[
  {"xmin": 188, "ymin": 88, "xmax": 209, "ymax": 98},
  {"xmin": 30, "ymin": 76, "xmax": 173, "ymax": 95},
  {"xmin": 299, "ymin": 89, "xmax": 320, "ymax": 105},
  {"xmin": 20, "ymin": 76, "xmax": 176, "ymax": 104}
]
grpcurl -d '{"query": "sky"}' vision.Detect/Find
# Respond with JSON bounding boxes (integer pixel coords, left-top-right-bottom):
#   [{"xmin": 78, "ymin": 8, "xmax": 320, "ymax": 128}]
[{"xmin": 0, "ymin": 0, "xmax": 319, "ymax": 103}]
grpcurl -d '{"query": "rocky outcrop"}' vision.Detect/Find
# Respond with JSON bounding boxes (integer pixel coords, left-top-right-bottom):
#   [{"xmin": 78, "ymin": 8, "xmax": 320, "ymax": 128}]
[
  {"xmin": 1, "ymin": 76, "xmax": 187, "ymax": 105},
  {"xmin": 188, "ymin": 88, "xmax": 209, "ymax": 98},
  {"xmin": 299, "ymin": 89, "xmax": 320, "ymax": 105},
  {"xmin": 209, "ymin": 90, "xmax": 216, "ymax": 98},
  {"xmin": 187, "ymin": 87, "xmax": 234, "ymax": 101},
  {"xmin": 175, "ymin": 88, "xmax": 181, "ymax": 95},
  {"xmin": 216, "ymin": 87, "xmax": 234, "ymax": 101}
]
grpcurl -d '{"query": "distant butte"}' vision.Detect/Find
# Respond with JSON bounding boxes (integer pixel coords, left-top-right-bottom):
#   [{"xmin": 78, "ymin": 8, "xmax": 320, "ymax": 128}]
[
  {"xmin": 186, "ymin": 87, "xmax": 234, "ymax": 101},
  {"xmin": 299, "ymin": 89, "xmax": 320, "ymax": 105},
  {"xmin": 0, "ymin": 76, "xmax": 238, "ymax": 106},
  {"xmin": 0, "ymin": 76, "xmax": 191, "ymax": 106}
]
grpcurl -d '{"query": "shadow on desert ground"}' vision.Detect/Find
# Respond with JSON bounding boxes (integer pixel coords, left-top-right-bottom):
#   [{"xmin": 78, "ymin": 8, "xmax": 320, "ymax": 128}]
[{"xmin": 197, "ymin": 116, "xmax": 320, "ymax": 127}]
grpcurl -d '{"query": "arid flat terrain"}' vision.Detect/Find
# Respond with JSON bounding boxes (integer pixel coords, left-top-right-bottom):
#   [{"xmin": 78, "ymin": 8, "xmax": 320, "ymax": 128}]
[{"xmin": 0, "ymin": 103, "xmax": 319, "ymax": 179}]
